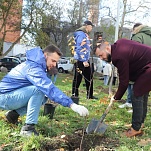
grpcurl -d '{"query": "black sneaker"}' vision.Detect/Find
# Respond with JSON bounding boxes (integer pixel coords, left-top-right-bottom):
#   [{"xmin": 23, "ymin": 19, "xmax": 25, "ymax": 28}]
[
  {"xmin": 20, "ymin": 124, "xmax": 39, "ymax": 136},
  {"xmin": 87, "ymin": 96, "xmax": 98, "ymax": 100},
  {"xmin": 5, "ymin": 110, "xmax": 19, "ymax": 124}
]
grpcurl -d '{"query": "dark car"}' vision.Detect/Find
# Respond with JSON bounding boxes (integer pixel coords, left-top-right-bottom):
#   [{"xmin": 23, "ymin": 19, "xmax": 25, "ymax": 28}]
[{"xmin": 0, "ymin": 56, "xmax": 21, "ymax": 71}]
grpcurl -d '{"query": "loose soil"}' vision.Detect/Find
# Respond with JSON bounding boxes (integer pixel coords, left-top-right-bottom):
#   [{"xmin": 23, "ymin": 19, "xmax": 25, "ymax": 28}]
[{"xmin": 44, "ymin": 129, "xmax": 119, "ymax": 151}]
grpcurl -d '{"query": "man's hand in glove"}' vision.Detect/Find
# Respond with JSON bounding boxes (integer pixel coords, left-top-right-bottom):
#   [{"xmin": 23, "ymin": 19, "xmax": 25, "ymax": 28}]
[{"xmin": 70, "ymin": 103, "xmax": 89, "ymax": 116}]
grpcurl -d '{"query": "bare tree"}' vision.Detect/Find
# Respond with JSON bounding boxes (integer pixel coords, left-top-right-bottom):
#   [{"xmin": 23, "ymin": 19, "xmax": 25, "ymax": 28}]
[
  {"xmin": 67, "ymin": 0, "xmax": 89, "ymax": 26},
  {"xmin": 99, "ymin": 0, "xmax": 151, "ymax": 40},
  {"xmin": 119, "ymin": 0, "xmax": 151, "ymax": 38}
]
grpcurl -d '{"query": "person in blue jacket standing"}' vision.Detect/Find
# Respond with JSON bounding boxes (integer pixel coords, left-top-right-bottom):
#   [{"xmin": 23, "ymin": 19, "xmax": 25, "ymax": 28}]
[
  {"xmin": 0, "ymin": 44, "xmax": 89, "ymax": 136},
  {"xmin": 72, "ymin": 20, "xmax": 98, "ymax": 99}
]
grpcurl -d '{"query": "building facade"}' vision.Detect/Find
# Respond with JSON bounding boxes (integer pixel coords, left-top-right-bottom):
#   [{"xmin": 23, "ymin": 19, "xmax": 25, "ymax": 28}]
[{"xmin": 0, "ymin": 0, "xmax": 23, "ymax": 43}]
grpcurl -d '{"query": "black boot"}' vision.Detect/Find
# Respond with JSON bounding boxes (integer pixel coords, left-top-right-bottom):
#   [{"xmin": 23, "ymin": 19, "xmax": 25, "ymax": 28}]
[
  {"xmin": 5, "ymin": 110, "xmax": 19, "ymax": 124},
  {"xmin": 20, "ymin": 124, "xmax": 39, "ymax": 136}
]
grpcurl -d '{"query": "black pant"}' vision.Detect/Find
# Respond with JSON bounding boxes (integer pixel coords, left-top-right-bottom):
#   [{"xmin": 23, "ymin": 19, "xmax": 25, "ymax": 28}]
[
  {"xmin": 131, "ymin": 90, "xmax": 149, "ymax": 131},
  {"xmin": 72, "ymin": 61, "xmax": 93, "ymax": 98},
  {"xmin": 112, "ymin": 77, "xmax": 117, "ymax": 85}
]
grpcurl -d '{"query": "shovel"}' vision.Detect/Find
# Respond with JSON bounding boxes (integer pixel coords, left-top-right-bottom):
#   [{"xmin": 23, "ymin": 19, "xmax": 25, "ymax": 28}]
[
  {"xmin": 86, "ymin": 65, "xmax": 114, "ymax": 134},
  {"xmin": 86, "ymin": 97, "xmax": 114, "ymax": 134}
]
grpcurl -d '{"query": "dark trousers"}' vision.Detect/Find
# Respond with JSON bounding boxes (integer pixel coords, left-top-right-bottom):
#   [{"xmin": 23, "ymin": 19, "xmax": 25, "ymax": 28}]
[
  {"xmin": 72, "ymin": 61, "xmax": 93, "ymax": 98},
  {"xmin": 131, "ymin": 90, "xmax": 149, "ymax": 131},
  {"xmin": 112, "ymin": 77, "xmax": 117, "ymax": 85}
]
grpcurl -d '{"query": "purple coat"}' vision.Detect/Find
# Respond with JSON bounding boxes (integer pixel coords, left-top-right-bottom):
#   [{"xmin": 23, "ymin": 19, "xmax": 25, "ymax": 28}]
[{"xmin": 111, "ymin": 39, "xmax": 151, "ymax": 100}]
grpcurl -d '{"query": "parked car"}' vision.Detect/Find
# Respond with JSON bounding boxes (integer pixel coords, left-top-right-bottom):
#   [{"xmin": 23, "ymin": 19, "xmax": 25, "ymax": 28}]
[
  {"xmin": 15, "ymin": 53, "xmax": 27, "ymax": 62},
  {"xmin": 19, "ymin": 56, "xmax": 27, "ymax": 62},
  {"xmin": 0, "ymin": 56, "xmax": 21, "ymax": 71},
  {"xmin": 58, "ymin": 58, "xmax": 74, "ymax": 73}
]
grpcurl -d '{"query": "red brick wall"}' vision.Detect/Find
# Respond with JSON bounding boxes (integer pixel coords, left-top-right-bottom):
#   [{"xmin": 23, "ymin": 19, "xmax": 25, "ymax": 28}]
[{"xmin": 0, "ymin": 0, "xmax": 23, "ymax": 43}]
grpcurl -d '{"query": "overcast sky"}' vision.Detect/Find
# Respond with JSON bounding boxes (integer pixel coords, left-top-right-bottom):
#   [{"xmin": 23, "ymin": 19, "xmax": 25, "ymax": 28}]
[{"xmin": 61, "ymin": 0, "xmax": 151, "ymax": 27}]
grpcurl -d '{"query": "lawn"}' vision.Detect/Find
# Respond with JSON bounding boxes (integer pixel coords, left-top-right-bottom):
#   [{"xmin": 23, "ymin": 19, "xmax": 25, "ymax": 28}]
[{"xmin": 0, "ymin": 72, "xmax": 151, "ymax": 151}]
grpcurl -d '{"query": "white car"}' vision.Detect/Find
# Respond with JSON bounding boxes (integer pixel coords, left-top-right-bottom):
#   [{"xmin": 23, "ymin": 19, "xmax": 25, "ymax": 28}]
[{"xmin": 58, "ymin": 58, "xmax": 73, "ymax": 73}]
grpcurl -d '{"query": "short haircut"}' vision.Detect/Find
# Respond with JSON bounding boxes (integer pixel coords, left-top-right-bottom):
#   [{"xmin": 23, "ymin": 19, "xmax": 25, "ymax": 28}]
[
  {"xmin": 133, "ymin": 23, "xmax": 142, "ymax": 30},
  {"xmin": 43, "ymin": 44, "xmax": 62, "ymax": 56}
]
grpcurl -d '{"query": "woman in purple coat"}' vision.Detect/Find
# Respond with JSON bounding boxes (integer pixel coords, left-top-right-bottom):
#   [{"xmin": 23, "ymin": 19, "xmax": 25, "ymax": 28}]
[{"xmin": 94, "ymin": 38, "xmax": 151, "ymax": 137}]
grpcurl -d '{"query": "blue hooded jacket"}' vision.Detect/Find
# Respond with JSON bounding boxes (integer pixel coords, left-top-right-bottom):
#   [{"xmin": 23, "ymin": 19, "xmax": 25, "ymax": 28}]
[
  {"xmin": 0, "ymin": 47, "xmax": 73, "ymax": 107},
  {"xmin": 74, "ymin": 30, "xmax": 91, "ymax": 62}
]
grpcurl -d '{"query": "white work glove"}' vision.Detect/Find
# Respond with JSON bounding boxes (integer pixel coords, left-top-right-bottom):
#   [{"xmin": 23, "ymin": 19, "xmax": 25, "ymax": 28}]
[{"xmin": 70, "ymin": 103, "xmax": 89, "ymax": 116}]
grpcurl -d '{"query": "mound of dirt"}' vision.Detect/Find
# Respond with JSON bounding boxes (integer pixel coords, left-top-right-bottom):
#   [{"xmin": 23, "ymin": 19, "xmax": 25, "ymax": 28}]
[{"xmin": 44, "ymin": 129, "xmax": 119, "ymax": 151}]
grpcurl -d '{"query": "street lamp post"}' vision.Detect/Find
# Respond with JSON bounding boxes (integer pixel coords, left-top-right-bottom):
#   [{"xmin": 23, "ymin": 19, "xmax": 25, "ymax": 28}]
[{"xmin": 114, "ymin": 0, "xmax": 120, "ymax": 42}]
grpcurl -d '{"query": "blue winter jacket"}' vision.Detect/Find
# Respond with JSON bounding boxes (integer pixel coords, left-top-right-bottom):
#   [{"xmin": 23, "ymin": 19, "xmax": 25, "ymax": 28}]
[
  {"xmin": 74, "ymin": 30, "xmax": 91, "ymax": 62},
  {"xmin": 0, "ymin": 47, "xmax": 73, "ymax": 107}
]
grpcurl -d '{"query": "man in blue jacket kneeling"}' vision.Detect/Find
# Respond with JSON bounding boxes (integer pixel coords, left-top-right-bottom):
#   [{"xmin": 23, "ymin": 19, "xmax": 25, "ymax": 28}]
[{"xmin": 0, "ymin": 44, "xmax": 89, "ymax": 136}]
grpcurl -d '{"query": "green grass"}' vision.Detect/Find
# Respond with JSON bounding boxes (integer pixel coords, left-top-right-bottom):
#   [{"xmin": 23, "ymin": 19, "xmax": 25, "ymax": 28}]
[{"xmin": 0, "ymin": 72, "xmax": 151, "ymax": 150}]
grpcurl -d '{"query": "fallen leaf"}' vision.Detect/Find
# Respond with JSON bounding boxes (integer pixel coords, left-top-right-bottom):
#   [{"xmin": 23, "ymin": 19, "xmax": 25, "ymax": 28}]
[{"xmin": 138, "ymin": 139, "xmax": 151, "ymax": 146}]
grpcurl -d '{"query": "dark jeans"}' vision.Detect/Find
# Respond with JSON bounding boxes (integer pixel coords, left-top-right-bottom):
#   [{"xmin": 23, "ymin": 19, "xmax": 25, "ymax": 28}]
[
  {"xmin": 72, "ymin": 61, "xmax": 94, "ymax": 98},
  {"xmin": 127, "ymin": 84, "xmax": 133, "ymax": 103},
  {"xmin": 131, "ymin": 90, "xmax": 149, "ymax": 131}
]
